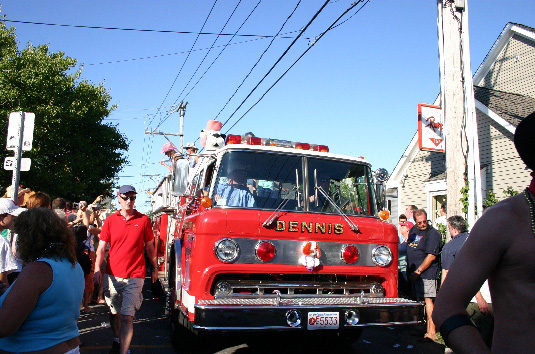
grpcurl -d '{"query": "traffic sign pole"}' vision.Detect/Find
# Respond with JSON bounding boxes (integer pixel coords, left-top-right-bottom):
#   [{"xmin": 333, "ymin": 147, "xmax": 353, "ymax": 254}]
[{"xmin": 10, "ymin": 112, "xmax": 25, "ymax": 203}]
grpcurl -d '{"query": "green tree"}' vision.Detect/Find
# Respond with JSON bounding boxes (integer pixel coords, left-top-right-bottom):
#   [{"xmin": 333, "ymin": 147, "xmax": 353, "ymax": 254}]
[{"xmin": 0, "ymin": 21, "xmax": 128, "ymax": 201}]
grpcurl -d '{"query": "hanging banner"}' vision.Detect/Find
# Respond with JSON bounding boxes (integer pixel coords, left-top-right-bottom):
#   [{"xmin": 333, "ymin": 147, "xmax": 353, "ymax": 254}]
[{"xmin": 418, "ymin": 103, "xmax": 444, "ymax": 152}]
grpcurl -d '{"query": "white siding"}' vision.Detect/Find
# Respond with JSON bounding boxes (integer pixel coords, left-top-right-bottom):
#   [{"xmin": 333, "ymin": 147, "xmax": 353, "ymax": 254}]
[
  {"xmin": 477, "ymin": 112, "xmax": 532, "ymax": 200},
  {"xmin": 400, "ymin": 149, "xmax": 445, "ymax": 214},
  {"xmin": 481, "ymin": 34, "xmax": 535, "ymax": 99}
]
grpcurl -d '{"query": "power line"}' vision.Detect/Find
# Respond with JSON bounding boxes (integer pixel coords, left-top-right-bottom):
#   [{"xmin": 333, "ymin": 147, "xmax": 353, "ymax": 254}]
[
  {"xmin": 1, "ymin": 18, "xmax": 308, "ymax": 39},
  {"xmin": 224, "ymin": 0, "xmax": 370, "ymax": 133},
  {"xmin": 154, "ymin": 0, "xmax": 246, "ymax": 129},
  {"xmin": 220, "ymin": 0, "xmax": 332, "ymax": 129},
  {"xmin": 212, "ymin": 0, "xmax": 303, "ymax": 122},
  {"xmin": 84, "ymin": 36, "xmax": 267, "ymax": 66},
  {"xmin": 141, "ymin": 0, "xmax": 219, "ymax": 192},
  {"xmin": 154, "ymin": 0, "xmax": 265, "ymax": 130},
  {"xmin": 146, "ymin": 0, "xmax": 219, "ymax": 128}
]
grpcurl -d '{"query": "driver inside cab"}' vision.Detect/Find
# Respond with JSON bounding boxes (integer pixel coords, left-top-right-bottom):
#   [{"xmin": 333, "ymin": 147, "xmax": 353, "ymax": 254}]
[{"xmin": 214, "ymin": 169, "xmax": 257, "ymax": 208}]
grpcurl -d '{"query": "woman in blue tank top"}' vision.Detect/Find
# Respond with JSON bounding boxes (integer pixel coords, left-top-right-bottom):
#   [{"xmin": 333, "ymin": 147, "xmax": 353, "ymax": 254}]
[{"xmin": 0, "ymin": 208, "xmax": 85, "ymax": 354}]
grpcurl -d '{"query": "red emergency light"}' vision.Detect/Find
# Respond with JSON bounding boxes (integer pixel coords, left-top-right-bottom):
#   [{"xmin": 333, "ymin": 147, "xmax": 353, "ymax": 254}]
[
  {"xmin": 255, "ymin": 241, "xmax": 276, "ymax": 262},
  {"xmin": 225, "ymin": 134, "xmax": 328, "ymax": 152},
  {"xmin": 341, "ymin": 245, "xmax": 359, "ymax": 264}
]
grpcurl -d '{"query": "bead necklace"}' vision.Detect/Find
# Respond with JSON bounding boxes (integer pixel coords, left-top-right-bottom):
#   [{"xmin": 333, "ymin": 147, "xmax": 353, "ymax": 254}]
[{"xmin": 524, "ymin": 187, "xmax": 535, "ymax": 236}]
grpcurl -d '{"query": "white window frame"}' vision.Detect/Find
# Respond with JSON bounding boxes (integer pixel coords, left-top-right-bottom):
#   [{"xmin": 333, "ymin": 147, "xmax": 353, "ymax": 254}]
[{"xmin": 424, "ymin": 179, "xmax": 447, "ymax": 223}]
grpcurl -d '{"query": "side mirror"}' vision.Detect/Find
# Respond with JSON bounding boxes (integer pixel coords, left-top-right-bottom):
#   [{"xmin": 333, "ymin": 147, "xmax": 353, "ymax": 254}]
[{"xmin": 374, "ymin": 168, "xmax": 389, "ymax": 212}]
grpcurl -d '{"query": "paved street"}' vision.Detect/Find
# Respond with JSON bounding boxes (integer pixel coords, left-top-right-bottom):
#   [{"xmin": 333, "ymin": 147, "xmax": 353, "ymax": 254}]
[{"xmin": 78, "ymin": 277, "xmax": 446, "ymax": 354}]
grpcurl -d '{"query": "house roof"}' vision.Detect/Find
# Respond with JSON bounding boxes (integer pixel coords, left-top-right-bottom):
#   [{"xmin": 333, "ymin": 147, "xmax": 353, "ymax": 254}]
[
  {"xmin": 426, "ymin": 172, "xmax": 446, "ymax": 182},
  {"xmin": 510, "ymin": 23, "xmax": 535, "ymax": 34},
  {"xmin": 474, "ymin": 86, "xmax": 535, "ymax": 127},
  {"xmin": 474, "ymin": 23, "xmax": 535, "ymax": 85}
]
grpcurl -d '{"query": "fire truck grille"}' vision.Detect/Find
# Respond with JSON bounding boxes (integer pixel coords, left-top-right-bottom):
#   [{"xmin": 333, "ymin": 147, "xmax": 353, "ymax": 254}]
[
  {"xmin": 198, "ymin": 296, "xmax": 418, "ymax": 307},
  {"xmin": 211, "ymin": 280, "xmax": 386, "ymax": 298}
]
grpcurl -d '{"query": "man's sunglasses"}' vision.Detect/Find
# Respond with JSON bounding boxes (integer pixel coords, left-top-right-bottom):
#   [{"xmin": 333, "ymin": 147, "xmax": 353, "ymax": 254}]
[{"xmin": 119, "ymin": 195, "xmax": 136, "ymax": 201}]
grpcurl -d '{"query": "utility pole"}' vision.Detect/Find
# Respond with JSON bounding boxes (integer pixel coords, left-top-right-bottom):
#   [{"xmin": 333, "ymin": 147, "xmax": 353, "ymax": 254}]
[
  {"xmin": 437, "ymin": 0, "xmax": 467, "ymax": 222},
  {"xmin": 144, "ymin": 101, "xmax": 188, "ymax": 152},
  {"xmin": 178, "ymin": 102, "xmax": 187, "ymax": 151}
]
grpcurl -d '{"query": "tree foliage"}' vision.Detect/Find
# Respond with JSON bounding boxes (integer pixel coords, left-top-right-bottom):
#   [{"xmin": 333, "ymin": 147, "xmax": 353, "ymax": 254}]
[{"xmin": 0, "ymin": 21, "xmax": 128, "ymax": 201}]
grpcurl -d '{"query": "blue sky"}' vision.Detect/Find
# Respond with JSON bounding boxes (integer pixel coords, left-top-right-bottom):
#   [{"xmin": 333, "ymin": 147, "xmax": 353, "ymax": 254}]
[{"xmin": 2, "ymin": 1, "xmax": 533, "ymax": 211}]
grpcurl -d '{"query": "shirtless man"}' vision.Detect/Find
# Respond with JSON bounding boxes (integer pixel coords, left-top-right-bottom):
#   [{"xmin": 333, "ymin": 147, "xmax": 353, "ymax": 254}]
[{"xmin": 433, "ymin": 112, "xmax": 535, "ymax": 353}]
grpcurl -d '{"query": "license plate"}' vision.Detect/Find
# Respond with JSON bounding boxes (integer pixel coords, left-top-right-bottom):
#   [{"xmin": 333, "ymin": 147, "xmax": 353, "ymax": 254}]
[{"xmin": 307, "ymin": 312, "xmax": 339, "ymax": 330}]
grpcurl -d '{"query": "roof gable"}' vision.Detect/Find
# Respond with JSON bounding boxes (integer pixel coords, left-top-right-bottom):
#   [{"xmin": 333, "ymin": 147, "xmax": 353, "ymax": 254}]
[{"xmin": 473, "ymin": 22, "xmax": 535, "ymax": 87}]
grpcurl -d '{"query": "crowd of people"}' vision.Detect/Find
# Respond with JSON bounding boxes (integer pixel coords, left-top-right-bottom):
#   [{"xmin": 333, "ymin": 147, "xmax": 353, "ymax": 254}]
[
  {"xmin": 396, "ymin": 112, "xmax": 535, "ymax": 353},
  {"xmin": 0, "ymin": 111, "xmax": 533, "ymax": 353},
  {"xmin": 0, "ymin": 184, "xmax": 156, "ymax": 354}
]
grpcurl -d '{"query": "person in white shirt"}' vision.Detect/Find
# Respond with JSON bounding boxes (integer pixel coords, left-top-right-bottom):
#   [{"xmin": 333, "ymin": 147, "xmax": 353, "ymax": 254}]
[
  {"xmin": 433, "ymin": 202, "xmax": 447, "ymax": 229},
  {"xmin": 0, "ymin": 199, "xmax": 26, "ymax": 289}
]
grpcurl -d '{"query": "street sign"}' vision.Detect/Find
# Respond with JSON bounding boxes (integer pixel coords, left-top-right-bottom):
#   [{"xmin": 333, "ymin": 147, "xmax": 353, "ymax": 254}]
[
  {"xmin": 4, "ymin": 157, "xmax": 31, "ymax": 171},
  {"xmin": 418, "ymin": 103, "xmax": 445, "ymax": 152},
  {"xmin": 6, "ymin": 112, "xmax": 35, "ymax": 151}
]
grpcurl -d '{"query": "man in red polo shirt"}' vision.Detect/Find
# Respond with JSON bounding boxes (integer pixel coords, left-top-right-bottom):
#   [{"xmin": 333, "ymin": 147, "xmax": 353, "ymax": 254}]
[{"xmin": 94, "ymin": 185, "xmax": 156, "ymax": 354}]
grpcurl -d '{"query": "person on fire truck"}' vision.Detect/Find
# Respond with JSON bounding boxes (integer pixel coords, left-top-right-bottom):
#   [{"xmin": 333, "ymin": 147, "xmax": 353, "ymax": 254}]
[{"xmin": 214, "ymin": 169, "xmax": 257, "ymax": 208}]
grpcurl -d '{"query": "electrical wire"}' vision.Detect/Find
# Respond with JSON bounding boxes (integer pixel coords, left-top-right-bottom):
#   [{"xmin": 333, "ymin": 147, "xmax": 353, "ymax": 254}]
[
  {"xmin": 84, "ymin": 36, "xmax": 267, "ymax": 66},
  {"xmin": 146, "ymin": 0, "xmax": 219, "ymax": 128},
  {"xmin": 153, "ymin": 0, "xmax": 247, "ymax": 129},
  {"xmin": 223, "ymin": 0, "xmax": 369, "ymax": 134},
  {"xmin": 219, "ymin": 0, "xmax": 333, "ymax": 130},
  {"xmin": 1, "ymin": 18, "xmax": 307, "ymax": 39},
  {"xmin": 211, "ymin": 0, "xmax": 303, "ymax": 122},
  {"xmin": 154, "ymin": 0, "xmax": 264, "ymax": 130},
  {"xmin": 176, "ymin": 0, "xmax": 263, "ymax": 105},
  {"xmin": 141, "ymin": 0, "xmax": 219, "ymax": 191}
]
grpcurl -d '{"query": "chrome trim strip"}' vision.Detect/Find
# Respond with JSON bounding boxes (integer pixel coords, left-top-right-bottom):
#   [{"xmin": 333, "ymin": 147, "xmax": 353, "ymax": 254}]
[
  {"xmin": 220, "ymin": 238, "xmax": 386, "ymax": 267},
  {"xmin": 193, "ymin": 321, "xmax": 422, "ymax": 331}
]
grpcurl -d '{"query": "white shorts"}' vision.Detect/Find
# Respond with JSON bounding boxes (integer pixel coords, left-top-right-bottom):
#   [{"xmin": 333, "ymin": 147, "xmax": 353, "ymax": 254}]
[
  {"xmin": 64, "ymin": 346, "xmax": 80, "ymax": 354},
  {"xmin": 104, "ymin": 275, "xmax": 144, "ymax": 316},
  {"xmin": 414, "ymin": 278, "xmax": 437, "ymax": 298}
]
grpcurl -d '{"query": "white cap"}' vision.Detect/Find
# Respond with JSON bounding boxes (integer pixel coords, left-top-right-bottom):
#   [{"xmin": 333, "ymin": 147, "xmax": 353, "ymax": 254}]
[{"xmin": 0, "ymin": 198, "xmax": 26, "ymax": 216}]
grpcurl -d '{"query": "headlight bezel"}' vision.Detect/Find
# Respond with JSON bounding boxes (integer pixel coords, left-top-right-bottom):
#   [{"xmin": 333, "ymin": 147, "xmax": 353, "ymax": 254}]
[
  {"xmin": 214, "ymin": 238, "xmax": 240, "ymax": 263},
  {"xmin": 371, "ymin": 245, "xmax": 392, "ymax": 267}
]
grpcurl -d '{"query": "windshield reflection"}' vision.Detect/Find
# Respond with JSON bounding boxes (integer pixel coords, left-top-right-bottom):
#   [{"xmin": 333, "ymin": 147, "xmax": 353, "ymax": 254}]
[{"xmin": 211, "ymin": 150, "xmax": 376, "ymax": 216}]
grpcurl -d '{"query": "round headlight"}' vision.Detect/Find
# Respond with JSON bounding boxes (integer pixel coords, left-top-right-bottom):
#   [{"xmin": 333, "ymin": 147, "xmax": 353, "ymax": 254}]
[
  {"xmin": 371, "ymin": 245, "xmax": 392, "ymax": 267},
  {"xmin": 215, "ymin": 238, "xmax": 240, "ymax": 263}
]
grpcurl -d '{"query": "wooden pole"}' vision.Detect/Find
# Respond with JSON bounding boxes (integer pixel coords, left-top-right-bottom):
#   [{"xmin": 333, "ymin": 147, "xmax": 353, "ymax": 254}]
[{"xmin": 438, "ymin": 0, "xmax": 467, "ymax": 224}]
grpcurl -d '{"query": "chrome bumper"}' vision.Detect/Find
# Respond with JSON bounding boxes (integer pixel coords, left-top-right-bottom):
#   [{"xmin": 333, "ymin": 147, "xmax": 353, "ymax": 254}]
[{"xmin": 193, "ymin": 296, "xmax": 424, "ymax": 331}]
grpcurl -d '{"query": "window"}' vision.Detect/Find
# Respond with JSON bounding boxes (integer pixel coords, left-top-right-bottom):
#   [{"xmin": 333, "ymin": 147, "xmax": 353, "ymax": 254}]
[{"xmin": 211, "ymin": 150, "xmax": 377, "ymax": 215}]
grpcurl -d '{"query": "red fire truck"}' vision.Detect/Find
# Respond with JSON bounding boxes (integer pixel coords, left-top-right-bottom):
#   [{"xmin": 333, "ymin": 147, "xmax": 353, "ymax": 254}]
[{"xmin": 151, "ymin": 134, "xmax": 423, "ymax": 342}]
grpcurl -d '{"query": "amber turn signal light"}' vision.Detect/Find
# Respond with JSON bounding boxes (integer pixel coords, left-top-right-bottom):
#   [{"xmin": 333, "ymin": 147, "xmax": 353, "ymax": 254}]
[
  {"xmin": 377, "ymin": 209, "xmax": 390, "ymax": 221},
  {"xmin": 201, "ymin": 196, "xmax": 212, "ymax": 208}
]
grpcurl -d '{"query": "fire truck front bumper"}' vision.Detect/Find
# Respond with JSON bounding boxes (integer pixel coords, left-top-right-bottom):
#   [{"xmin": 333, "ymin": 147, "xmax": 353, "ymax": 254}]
[{"xmin": 193, "ymin": 296, "xmax": 424, "ymax": 331}]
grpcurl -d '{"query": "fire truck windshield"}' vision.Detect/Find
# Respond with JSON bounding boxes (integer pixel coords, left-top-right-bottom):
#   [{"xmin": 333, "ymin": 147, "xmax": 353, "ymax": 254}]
[{"xmin": 211, "ymin": 151, "xmax": 377, "ymax": 216}]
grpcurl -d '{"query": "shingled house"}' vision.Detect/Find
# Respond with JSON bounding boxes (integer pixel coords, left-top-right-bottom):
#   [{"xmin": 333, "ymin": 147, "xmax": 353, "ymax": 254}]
[{"xmin": 386, "ymin": 23, "xmax": 535, "ymax": 224}]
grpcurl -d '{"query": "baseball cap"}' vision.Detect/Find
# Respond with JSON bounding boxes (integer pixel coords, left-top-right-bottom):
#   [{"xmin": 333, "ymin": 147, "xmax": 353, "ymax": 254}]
[
  {"xmin": 399, "ymin": 221, "xmax": 414, "ymax": 229},
  {"xmin": 119, "ymin": 185, "xmax": 137, "ymax": 194},
  {"xmin": 184, "ymin": 142, "xmax": 197, "ymax": 150},
  {"xmin": 0, "ymin": 198, "xmax": 26, "ymax": 216}
]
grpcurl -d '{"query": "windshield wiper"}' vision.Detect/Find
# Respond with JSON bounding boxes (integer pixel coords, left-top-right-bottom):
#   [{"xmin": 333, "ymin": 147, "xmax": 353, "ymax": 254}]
[
  {"xmin": 315, "ymin": 186, "xmax": 359, "ymax": 232},
  {"xmin": 262, "ymin": 186, "xmax": 297, "ymax": 227}
]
